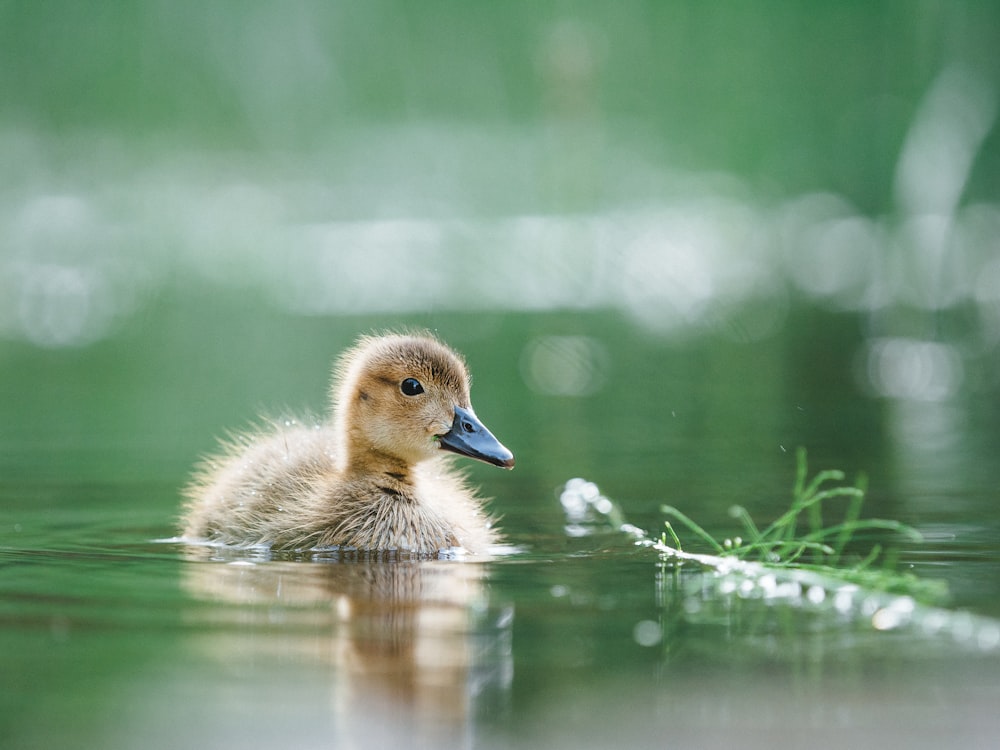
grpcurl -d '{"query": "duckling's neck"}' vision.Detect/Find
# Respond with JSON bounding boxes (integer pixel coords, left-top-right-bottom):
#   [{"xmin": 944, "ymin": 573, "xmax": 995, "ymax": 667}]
[
  {"xmin": 342, "ymin": 448, "xmax": 416, "ymax": 489},
  {"xmin": 334, "ymin": 403, "xmax": 419, "ymax": 490}
]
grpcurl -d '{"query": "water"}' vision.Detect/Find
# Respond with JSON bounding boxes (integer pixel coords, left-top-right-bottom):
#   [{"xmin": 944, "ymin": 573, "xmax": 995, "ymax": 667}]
[
  {"xmin": 4, "ymin": 3, "xmax": 1000, "ymax": 747},
  {"xmin": 2, "ymin": 475, "xmax": 999, "ymax": 749},
  {"xmin": 3, "ymin": 308, "xmax": 1000, "ymax": 749}
]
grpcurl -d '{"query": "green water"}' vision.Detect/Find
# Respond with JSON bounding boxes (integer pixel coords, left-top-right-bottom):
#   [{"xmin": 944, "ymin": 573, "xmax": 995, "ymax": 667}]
[
  {"xmin": 4, "ymin": 309, "xmax": 1000, "ymax": 748},
  {"xmin": 4, "ymin": 2, "xmax": 1000, "ymax": 748}
]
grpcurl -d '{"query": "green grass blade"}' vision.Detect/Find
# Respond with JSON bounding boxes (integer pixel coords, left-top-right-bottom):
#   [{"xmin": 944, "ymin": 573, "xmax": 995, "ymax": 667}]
[
  {"xmin": 793, "ymin": 446, "xmax": 808, "ymax": 499},
  {"xmin": 833, "ymin": 472, "xmax": 868, "ymax": 562},
  {"xmin": 802, "ymin": 469, "xmax": 847, "ymax": 504},
  {"xmin": 660, "ymin": 505, "xmax": 726, "ymax": 555},
  {"xmin": 728, "ymin": 505, "xmax": 763, "ymax": 547},
  {"xmin": 801, "ymin": 519, "xmax": 923, "ymax": 545},
  {"xmin": 662, "ymin": 521, "xmax": 683, "ymax": 552}
]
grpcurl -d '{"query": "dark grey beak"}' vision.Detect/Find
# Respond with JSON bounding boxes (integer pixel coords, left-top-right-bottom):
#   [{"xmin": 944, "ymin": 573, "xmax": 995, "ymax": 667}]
[{"xmin": 437, "ymin": 405, "xmax": 515, "ymax": 469}]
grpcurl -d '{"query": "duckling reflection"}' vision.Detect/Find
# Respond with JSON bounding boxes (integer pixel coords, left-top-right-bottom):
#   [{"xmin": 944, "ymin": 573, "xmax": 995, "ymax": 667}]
[
  {"xmin": 181, "ymin": 332, "xmax": 514, "ymax": 554},
  {"xmin": 181, "ymin": 546, "xmax": 513, "ymax": 747}
]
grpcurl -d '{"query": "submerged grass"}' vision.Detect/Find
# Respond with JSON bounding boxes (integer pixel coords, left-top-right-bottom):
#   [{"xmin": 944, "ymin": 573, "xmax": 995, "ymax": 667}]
[{"xmin": 658, "ymin": 448, "xmax": 947, "ymax": 604}]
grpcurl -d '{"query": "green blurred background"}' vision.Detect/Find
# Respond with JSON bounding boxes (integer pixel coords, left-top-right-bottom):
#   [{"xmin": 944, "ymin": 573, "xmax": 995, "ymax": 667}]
[{"xmin": 1, "ymin": 1, "xmax": 999, "ymax": 538}]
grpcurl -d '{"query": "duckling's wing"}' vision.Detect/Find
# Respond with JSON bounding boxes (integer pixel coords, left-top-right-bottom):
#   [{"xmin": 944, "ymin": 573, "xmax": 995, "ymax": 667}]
[{"xmin": 181, "ymin": 419, "xmax": 338, "ymax": 545}]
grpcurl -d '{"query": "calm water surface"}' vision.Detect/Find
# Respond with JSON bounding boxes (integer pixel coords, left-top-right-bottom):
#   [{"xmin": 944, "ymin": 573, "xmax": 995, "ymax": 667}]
[{"xmin": 3, "ymin": 309, "xmax": 1000, "ymax": 749}]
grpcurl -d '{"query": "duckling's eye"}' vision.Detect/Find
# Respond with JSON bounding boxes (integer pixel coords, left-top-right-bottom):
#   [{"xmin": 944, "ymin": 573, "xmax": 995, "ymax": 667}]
[{"xmin": 400, "ymin": 377, "xmax": 424, "ymax": 396}]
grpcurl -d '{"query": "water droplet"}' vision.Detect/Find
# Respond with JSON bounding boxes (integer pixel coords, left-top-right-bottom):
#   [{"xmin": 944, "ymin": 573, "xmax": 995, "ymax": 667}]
[
  {"xmin": 593, "ymin": 497, "xmax": 613, "ymax": 515},
  {"xmin": 872, "ymin": 607, "xmax": 903, "ymax": 631},
  {"xmin": 833, "ymin": 586, "xmax": 857, "ymax": 615},
  {"xmin": 806, "ymin": 585, "xmax": 826, "ymax": 605}
]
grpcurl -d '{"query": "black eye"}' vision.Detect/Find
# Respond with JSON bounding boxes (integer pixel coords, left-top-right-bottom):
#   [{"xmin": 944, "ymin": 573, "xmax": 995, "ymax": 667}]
[{"xmin": 400, "ymin": 377, "xmax": 424, "ymax": 396}]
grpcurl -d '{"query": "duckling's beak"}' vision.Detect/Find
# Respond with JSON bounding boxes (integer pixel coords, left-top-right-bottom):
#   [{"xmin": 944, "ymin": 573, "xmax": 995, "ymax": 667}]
[{"xmin": 438, "ymin": 405, "xmax": 515, "ymax": 469}]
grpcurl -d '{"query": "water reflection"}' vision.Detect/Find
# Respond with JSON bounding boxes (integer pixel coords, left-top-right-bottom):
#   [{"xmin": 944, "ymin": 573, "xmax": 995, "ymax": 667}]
[
  {"xmin": 180, "ymin": 547, "xmax": 512, "ymax": 748},
  {"xmin": 861, "ymin": 337, "xmax": 964, "ymax": 401},
  {"xmin": 655, "ymin": 555, "xmax": 1000, "ymax": 655}
]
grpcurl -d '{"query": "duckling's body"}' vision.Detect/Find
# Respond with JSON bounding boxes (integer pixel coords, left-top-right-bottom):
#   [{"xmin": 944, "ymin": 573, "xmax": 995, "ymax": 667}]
[{"xmin": 181, "ymin": 333, "xmax": 514, "ymax": 554}]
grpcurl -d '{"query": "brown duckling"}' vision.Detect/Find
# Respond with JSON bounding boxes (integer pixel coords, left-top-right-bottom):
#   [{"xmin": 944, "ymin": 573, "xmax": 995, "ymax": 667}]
[{"xmin": 181, "ymin": 332, "xmax": 514, "ymax": 554}]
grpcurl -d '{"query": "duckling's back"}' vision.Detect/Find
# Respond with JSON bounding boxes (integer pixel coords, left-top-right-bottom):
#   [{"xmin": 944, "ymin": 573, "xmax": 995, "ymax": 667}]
[{"xmin": 182, "ymin": 419, "xmax": 338, "ymax": 547}]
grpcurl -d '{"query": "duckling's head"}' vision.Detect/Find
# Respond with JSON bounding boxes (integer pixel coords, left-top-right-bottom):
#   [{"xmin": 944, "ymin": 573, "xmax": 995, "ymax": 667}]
[{"xmin": 333, "ymin": 333, "xmax": 515, "ymax": 472}]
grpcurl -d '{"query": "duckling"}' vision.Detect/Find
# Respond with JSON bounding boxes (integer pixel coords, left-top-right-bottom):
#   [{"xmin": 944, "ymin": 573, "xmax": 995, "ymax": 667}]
[{"xmin": 180, "ymin": 332, "xmax": 514, "ymax": 554}]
